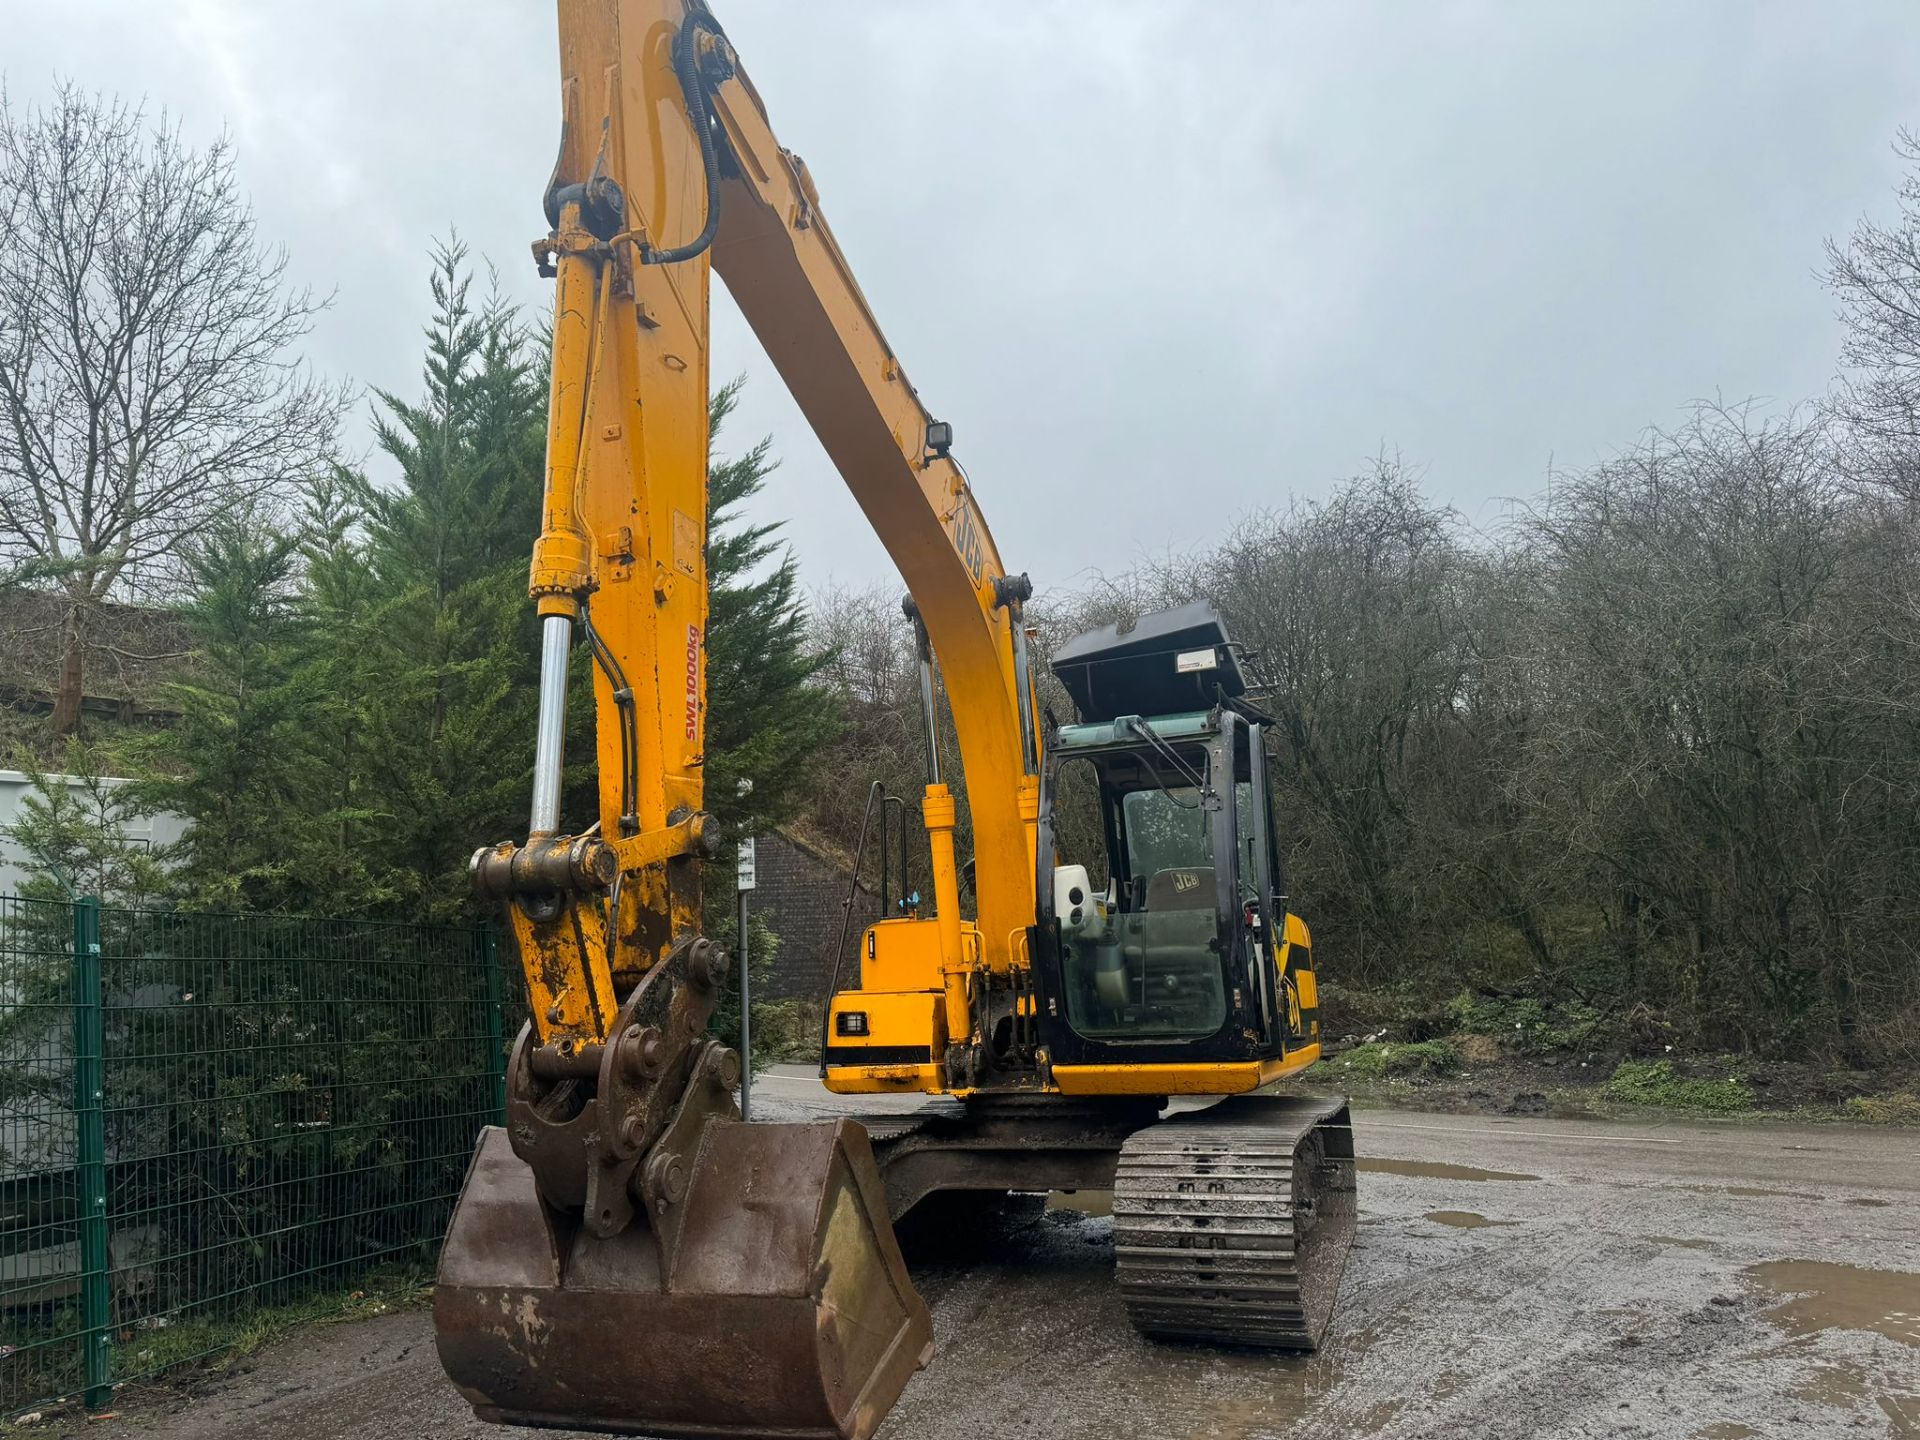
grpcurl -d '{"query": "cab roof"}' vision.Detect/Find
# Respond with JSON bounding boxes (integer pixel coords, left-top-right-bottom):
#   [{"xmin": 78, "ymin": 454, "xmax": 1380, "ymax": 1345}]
[{"xmin": 1049, "ymin": 601, "xmax": 1246, "ymax": 722}]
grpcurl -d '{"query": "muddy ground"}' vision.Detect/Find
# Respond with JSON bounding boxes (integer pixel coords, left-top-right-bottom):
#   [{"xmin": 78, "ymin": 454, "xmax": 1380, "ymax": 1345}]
[{"xmin": 52, "ymin": 1069, "xmax": 1920, "ymax": 1440}]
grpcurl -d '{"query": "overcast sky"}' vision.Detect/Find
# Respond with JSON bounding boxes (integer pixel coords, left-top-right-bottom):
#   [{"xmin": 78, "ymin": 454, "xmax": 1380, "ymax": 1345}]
[{"xmin": 8, "ymin": 2, "xmax": 1918, "ymax": 593}]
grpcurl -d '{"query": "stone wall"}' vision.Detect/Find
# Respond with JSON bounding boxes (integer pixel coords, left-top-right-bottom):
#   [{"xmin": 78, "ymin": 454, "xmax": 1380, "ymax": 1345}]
[{"xmin": 749, "ymin": 830, "xmax": 881, "ymax": 1003}]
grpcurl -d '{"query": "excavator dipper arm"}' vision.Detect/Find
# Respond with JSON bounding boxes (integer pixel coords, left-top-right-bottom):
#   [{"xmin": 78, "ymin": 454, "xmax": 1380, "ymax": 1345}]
[{"xmin": 470, "ymin": 0, "xmax": 1040, "ymax": 1076}]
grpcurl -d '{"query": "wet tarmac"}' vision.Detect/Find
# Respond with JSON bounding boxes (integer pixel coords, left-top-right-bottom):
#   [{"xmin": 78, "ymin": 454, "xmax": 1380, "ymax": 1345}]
[
  {"xmin": 1358, "ymin": 1157, "xmax": 1541, "ymax": 1183},
  {"xmin": 99, "ymin": 1069, "xmax": 1920, "ymax": 1440}
]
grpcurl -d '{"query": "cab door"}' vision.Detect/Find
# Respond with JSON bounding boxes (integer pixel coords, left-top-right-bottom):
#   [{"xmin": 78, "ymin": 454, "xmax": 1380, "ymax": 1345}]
[{"xmin": 1240, "ymin": 721, "xmax": 1286, "ymax": 1049}]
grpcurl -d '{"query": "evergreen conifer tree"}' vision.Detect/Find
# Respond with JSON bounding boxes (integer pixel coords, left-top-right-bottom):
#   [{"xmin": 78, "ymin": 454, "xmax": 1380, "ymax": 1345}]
[
  {"xmin": 312, "ymin": 240, "xmax": 547, "ymax": 919},
  {"xmin": 143, "ymin": 518, "xmax": 316, "ymax": 910},
  {"xmin": 701, "ymin": 380, "xmax": 840, "ymax": 842},
  {"xmin": 137, "ymin": 242, "xmax": 839, "ymax": 929},
  {"xmin": 3, "ymin": 746, "xmax": 168, "ymax": 906}
]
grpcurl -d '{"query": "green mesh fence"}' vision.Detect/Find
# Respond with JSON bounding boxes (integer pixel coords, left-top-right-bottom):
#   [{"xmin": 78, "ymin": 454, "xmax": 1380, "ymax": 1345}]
[{"xmin": 0, "ymin": 895, "xmax": 505, "ymax": 1415}]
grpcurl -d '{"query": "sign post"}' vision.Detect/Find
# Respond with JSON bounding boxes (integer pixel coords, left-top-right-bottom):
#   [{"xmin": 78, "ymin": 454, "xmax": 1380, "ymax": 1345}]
[{"xmin": 735, "ymin": 835, "xmax": 756, "ymax": 1119}]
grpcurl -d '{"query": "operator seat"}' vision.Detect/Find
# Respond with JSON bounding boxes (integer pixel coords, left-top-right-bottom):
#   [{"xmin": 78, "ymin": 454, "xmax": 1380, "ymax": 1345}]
[{"xmin": 1143, "ymin": 867, "xmax": 1214, "ymax": 911}]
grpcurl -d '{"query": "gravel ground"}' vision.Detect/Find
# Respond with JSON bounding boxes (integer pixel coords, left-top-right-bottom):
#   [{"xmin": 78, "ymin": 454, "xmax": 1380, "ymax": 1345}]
[{"xmin": 65, "ymin": 1070, "xmax": 1920, "ymax": 1440}]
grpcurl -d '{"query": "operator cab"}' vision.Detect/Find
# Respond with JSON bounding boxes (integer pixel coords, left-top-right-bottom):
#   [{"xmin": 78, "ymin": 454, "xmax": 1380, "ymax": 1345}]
[{"xmin": 1032, "ymin": 604, "xmax": 1318, "ymax": 1068}]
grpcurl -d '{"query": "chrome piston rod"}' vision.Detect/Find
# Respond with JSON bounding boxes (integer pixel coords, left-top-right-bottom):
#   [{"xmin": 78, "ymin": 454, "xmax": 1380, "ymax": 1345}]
[
  {"xmin": 529, "ymin": 612, "xmax": 573, "ymax": 836},
  {"xmin": 914, "ymin": 624, "xmax": 941, "ymax": 786}
]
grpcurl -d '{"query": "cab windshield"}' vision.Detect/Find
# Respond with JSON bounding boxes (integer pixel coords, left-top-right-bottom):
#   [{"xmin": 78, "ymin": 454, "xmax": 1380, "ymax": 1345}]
[
  {"xmin": 1055, "ymin": 748, "xmax": 1229, "ymax": 1040},
  {"xmin": 1122, "ymin": 785, "xmax": 1207, "ymax": 882},
  {"xmin": 1123, "ymin": 781, "xmax": 1261, "ymax": 904}
]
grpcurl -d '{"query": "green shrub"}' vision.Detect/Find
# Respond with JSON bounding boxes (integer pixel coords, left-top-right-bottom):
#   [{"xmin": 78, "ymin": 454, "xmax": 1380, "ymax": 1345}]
[
  {"xmin": 751, "ymin": 998, "xmax": 822, "ymax": 1066},
  {"xmin": 1316, "ymin": 982, "xmax": 1440, "ymax": 1040},
  {"xmin": 1604, "ymin": 1059, "xmax": 1751, "ymax": 1113},
  {"xmin": 1336, "ymin": 1039, "xmax": 1458, "ymax": 1080},
  {"xmin": 1445, "ymin": 991, "xmax": 1607, "ymax": 1052}
]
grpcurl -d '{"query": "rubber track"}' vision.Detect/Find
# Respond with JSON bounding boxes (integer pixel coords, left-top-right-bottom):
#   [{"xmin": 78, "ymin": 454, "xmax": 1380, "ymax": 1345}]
[{"xmin": 1113, "ymin": 1094, "xmax": 1356, "ymax": 1350}]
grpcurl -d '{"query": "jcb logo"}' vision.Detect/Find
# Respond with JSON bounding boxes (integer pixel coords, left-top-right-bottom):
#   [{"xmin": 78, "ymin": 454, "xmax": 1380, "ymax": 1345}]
[
  {"xmin": 1172, "ymin": 871, "xmax": 1199, "ymax": 892},
  {"xmin": 950, "ymin": 500, "xmax": 986, "ymax": 584}
]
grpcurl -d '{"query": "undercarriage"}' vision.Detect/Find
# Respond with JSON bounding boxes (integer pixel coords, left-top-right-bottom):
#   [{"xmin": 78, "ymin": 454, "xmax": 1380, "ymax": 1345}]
[
  {"xmin": 435, "ymin": 1082, "xmax": 1356, "ymax": 1440},
  {"xmin": 864, "ymin": 1090, "xmax": 1357, "ymax": 1349}
]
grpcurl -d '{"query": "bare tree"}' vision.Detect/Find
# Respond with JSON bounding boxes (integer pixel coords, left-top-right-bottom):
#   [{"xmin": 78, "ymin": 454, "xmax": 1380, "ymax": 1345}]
[
  {"xmin": 1825, "ymin": 129, "xmax": 1920, "ymax": 507},
  {"xmin": 1202, "ymin": 462, "xmax": 1478, "ymax": 982},
  {"xmin": 803, "ymin": 580, "xmax": 930, "ymax": 867},
  {"xmin": 1511, "ymin": 404, "xmax": 1920, "ymax": 1054},
  {"xmin": 0, "ymin": 83, "xmax": 346, "ymax": 734}
]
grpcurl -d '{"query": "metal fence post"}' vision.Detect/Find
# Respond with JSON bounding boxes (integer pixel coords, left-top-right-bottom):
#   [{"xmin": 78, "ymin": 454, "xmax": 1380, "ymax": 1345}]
[
  {"xmin": 481, "ymin": 926, "xmax": 506, "ymax": 1123},
  {"xmin": 70, "ymin": 896, "xmax": 111, "ymax": 1412},
  {"xmin": 737, "ymin": 887, "xmax": 751, "ymax": 1122}
]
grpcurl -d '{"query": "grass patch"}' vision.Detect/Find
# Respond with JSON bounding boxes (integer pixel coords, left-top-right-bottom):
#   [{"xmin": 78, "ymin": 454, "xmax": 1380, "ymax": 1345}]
[
  {"xmin": 1335, "ymin": 1039, "xmax": 1458, "ymax": 1080},
  {"xmin": 1604, "ymin": 1059, "xmax": 1751, "ymax": 1114},
  {"xmin": 0, "ymin": 1266, "xmax": 433, "ymax": 1430},
  {"xmin": 1842, "ymin": 1091, "xmax": 1920, "ymax": 1125},
  {"xmin": 113, "ymin": 1263, "xmax": 433, "ymax": 1386}
]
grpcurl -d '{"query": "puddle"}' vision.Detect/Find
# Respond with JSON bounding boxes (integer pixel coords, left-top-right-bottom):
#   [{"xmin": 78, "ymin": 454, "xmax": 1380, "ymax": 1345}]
[
  {"xmin": 1430, "ymin": 1371, "xmax": 1468, "ymax": 1400},
  {"xmin": 1650, "ymin": 1235, "xmax": 1713, "ymax": 1250},
  {"xmin": 1693, "ymin": 1185, "xmax": 1824, "ymax": 1201},
  {"xmin": 1743, "ymin": 1260, "xmax": 1920, "ymax": 1349},
  {"xmin": 1692, "ymin": 1425, "xmax": 1756, "ymax": 1439},
  {"xmin": 1846, "ymin": 1197, "xmax": 1892, "ymax": 1208},
  {"xmin": 1792, "ymin": 1361, "xmax": 1870, "ymax": 1408},
  {"xmin": 1187, "ymin": 1353, "xmax": 1340, "ymax": 1438},
  {"xmin": 1785, "ymin": 1364, "xmax": 1920, "ymax": 1440},
  {"xmin": 1424, "ymin": 1210, "xmax": 1519, "ymax": 1230},
  {"xmin": 1350, "ymin": 1399, "xmax": 1404, "ymax": 1435},
  {"xmin": 1881, "ymin": 1393, "xmax": 1920, "ymax": 1438},
  {"xmin": 1192, "ymin": 1396, "xmax": 1278, "ymax": 1439},
  {"xmin": 1334, "ymin": 1315, "xmax": 1395, "ymax": 1366},
  {"xmin": 1045, "ymin": 1190, "xmax": 1113, "ymax": 1217},
  {"xmin": 1359, "ymin": 1158, "xmax": 1539, "ymax": 1183}
]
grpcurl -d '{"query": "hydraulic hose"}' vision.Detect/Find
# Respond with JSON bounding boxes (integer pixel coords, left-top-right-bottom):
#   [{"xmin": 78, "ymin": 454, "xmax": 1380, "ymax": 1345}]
[
  {"xmin": 580, "ymin": 602, "xmax": 640, "ymax": 837},
  {"xmin": 641, "ymin": 13, "xmax": 730, "ymax": 266}
]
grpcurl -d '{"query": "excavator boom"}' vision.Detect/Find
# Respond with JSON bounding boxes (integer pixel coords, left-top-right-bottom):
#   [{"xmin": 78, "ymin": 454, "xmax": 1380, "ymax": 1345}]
[{"xmin": 483, "ymin": 0, "xmax": 1039, "ymax": 1068}]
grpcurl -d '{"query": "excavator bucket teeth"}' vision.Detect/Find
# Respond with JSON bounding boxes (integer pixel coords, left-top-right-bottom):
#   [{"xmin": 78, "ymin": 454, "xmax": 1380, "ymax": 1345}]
[{"xmin": 435, "ymin": 1121, "xmax": 933, "ymax": 1440}]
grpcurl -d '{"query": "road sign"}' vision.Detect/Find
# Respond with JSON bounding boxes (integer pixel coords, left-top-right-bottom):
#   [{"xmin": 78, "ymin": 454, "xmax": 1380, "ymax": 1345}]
[{"xmin": 735, "ymin": 836, "xmax": 755, "ymax": 1120}]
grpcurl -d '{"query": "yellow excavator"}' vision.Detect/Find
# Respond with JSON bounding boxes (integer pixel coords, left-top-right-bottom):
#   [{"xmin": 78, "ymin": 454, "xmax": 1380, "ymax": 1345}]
[{"xmin": 434, "ymin": 3, "xmax": 1356, "ymax": 1437}]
